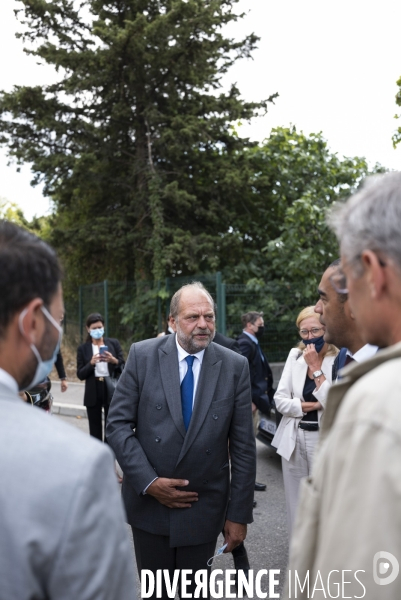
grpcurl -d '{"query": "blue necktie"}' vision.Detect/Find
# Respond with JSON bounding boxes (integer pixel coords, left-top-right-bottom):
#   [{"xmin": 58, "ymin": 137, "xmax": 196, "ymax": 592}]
[{"xmin": 181, "ymin": 355, "xmax": 195, "ymax": 431}]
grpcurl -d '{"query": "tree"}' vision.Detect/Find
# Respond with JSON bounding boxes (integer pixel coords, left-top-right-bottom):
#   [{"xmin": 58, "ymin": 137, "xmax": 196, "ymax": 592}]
[
  {"xmin": 221, "ymin": 127, "xmax": 385, "ymax": 298},
  {"xmin": 394, "ymin": 74, "xmax": 401, "ymax": 147},
  {"xmin": 0, "ymin": 197, "xmax": 29, "ymax": 227},
  {"xmin": 0, "ymin": 0, "xmax": 276, "ymax": 290}
]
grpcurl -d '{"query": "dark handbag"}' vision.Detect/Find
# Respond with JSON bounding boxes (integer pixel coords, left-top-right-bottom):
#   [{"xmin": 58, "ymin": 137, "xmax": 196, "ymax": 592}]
[{"xmin": 105, "ymin": 375, "xmax": 119, "ymax": 405}]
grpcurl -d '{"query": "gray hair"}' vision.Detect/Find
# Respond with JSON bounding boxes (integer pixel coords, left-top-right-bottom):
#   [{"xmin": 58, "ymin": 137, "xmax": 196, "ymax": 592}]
[
  {"xmin": 328, "ymin": 172, "xmax": 401, "ymax": 272},
  {"xmin": 169, "ymin": 282, "xmax": 214, "ymax": 318}
]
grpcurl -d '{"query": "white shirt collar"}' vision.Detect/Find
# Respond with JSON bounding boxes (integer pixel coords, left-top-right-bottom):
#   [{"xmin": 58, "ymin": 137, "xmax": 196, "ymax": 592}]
[
  {"xmin": 243, "ymin": 330, "xmax": 258, "ymax": 344},
  {"xmin": 0, "ymin": 368, "xmax": 19, "ymax": 394},
  {"xmin": 347, "ymin": 344, "xmax": 378, "ymax": 363},
  {"xmin": 175, "ymin": 334, "xmax": 205, "ymax": 364}
]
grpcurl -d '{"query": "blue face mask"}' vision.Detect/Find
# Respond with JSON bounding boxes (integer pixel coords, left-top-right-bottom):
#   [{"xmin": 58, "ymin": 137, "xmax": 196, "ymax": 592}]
[
  {"xmin": 303, "ymin": 335, "xmax": 325, "ymax": 353},
  {"xmin": 90, "ymin": 327, "xmax": 104, "ymax": 340},
  {"xmin": 19, "ymin": 306, "xmax": 63, "ymax": 391}
]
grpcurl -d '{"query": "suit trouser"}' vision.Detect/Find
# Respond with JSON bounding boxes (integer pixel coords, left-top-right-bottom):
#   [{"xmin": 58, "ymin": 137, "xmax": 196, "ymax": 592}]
[
  {"xmin": 252, "ymin": 408, "xmax": 259, "ymax": 437},
  {"xmin": 86, "ymin": 379, "xmax": 109, "ymax": 442},
  {"xmin": 281, "ymin": 428, "xmax": 318, "ymax": 536},
  {"xmin": 132, "ymin": 527, "xmax": 217, "ymax": 600}
]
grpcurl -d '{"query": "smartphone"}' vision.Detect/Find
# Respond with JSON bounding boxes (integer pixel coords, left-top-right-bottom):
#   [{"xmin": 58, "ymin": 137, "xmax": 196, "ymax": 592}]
[{"xmin": 99, "ymin": 345, "xmax": 108, "ymax": 355}]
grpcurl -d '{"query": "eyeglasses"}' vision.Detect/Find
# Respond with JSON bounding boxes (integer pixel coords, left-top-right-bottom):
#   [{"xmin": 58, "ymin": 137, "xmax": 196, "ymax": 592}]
[
  {"xmin": 329, "ymin": 270, "xmax": 348, "ymax": 294},
  {"xmin": 329, "ymin": 256, "xmax": 387, "ymax": 295},
  {"xmin": 299, "ymin": 327, "xmax": 324, "ymax": 339}
]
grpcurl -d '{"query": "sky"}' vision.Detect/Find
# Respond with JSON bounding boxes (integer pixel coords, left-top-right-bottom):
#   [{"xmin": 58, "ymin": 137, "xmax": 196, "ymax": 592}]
[{"xmin": 1, "ymin": 0, "xmax": 401, "ymax": 219}]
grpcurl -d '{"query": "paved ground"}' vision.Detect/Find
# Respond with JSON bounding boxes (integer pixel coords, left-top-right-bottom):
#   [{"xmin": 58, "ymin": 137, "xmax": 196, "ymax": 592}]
[{"xmin": 56, "ymin": 411, "xmax": 289, "ymax": 597}]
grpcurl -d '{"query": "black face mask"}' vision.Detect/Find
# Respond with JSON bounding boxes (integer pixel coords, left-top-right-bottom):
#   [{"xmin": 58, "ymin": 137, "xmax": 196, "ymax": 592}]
[{"xmin": 255, "ymin": 325, "xmax": 265, "ymax": 339}]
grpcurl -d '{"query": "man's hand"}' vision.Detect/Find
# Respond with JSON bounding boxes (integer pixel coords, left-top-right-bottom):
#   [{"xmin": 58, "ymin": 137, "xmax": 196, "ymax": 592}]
[
  {"xmin": 146, "ymin": 478, "xmax": 198, "ymax": 508},
  {"xmin": 60, "ymin": 379, "xmax": 68, "ymax": 393},
  {"xmin": 223, "ymin": 520, "xmax": 247, "ymax": 553},
  {"xmin": 251, "ymin": 402, "xmax": 257, "ymax": 413}
]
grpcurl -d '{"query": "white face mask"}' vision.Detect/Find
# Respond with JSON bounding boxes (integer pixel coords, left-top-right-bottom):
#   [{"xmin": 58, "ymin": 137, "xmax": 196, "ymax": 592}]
[{"xmin": 19, "ymin": 305, "xmax": 63, "ymax": 391}]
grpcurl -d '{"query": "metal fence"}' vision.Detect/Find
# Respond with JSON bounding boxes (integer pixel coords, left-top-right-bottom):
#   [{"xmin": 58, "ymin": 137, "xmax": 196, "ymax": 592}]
[{"xmin": 64, "ymin": 273, "xmax": 311, "ymax": 361}]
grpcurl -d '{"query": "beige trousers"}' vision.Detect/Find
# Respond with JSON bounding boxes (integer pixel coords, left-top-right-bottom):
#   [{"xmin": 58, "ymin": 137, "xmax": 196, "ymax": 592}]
[{"xmin": 281, "ymin": 427, "xmax": 319, "ymax": 536}]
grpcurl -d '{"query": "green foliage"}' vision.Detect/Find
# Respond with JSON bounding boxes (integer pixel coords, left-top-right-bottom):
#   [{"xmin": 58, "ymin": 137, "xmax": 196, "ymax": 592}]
[
  {"xmin": 0, "ymin": 0, "xmax": 276, "ymax": 293},
  {"xmin": 221, "ymin": 127, "xmax": 385, "ymax": 302},
  {"xmin": 394, "ymin": 74, "xmax": 401, "ymax": 147},
  {"xmin": 0, "ymin": 197, "xmax": 30, "ymax": 227}
]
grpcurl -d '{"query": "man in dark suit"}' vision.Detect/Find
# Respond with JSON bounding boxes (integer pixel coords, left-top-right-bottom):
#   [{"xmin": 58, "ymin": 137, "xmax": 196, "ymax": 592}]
[
  {"xmin": 238, "ymin": 311, "xmax": 274, "ymax": 492},
  {"xmin": 107, "ymin": 282, "xmax": 256, "ymax": 599}
]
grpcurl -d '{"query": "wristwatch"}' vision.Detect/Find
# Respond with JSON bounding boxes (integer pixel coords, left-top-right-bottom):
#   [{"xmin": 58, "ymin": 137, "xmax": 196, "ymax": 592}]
[{"xmin": 312, "ymin": 370, "xmax": 324, "ymax": 379}]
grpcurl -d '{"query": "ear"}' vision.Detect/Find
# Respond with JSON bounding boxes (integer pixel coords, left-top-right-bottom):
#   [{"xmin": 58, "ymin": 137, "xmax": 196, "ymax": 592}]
[
  {"xmin": 19, "ymin": 298, "xmax": 45, "ymax": 346},
  {"xmin": 169, "ymin": 315, "xmax": 178, "ymax": 332},
  {"xmin": 360, "ymin": 250, "xmax": 386, "ymax": 299}
]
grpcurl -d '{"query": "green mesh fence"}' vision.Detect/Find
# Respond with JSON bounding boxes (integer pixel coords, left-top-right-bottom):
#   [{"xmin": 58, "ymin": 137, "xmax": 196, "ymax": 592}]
[{"xmin": 64, "ymin": 274, "xmax": 312, "ymax": 361}]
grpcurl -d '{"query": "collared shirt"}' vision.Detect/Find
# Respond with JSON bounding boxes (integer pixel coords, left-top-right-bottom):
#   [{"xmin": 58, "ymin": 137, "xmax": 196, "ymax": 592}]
[
  {"xmin": 0, "ymin": 368, "xmax": 19, "ymax": 394},
  {"xmin": 175, "ymin": 334, "xmax": 205, "ymax": 406},
  {"xmin": 243, "ymin": 329, "xmax": 265, "ymax": 362},
  {"xmin": 348, "ymin": 344, "xmax": 378, "ymax": 363},
  {"xmin": 143, "ymin": 335, "xmax": 205, "ymax": 494},
  {"xmin": 243, "ymin": 330, "xmax": 258, "ymax": 344}
]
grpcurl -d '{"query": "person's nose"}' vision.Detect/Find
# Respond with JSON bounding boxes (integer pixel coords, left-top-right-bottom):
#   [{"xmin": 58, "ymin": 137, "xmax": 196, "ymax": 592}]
[
  {"xmin": 197, "ymin": 315, "xmax": 208, "ymax": 329},
  {"xmin": 314, "ymin": 299, "xmax": 322, "ymax": 314}
]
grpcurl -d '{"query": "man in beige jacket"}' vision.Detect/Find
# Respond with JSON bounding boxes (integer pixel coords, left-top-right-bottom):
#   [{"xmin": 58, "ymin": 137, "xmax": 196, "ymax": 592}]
[{"xmin": 284, "ymin": 172, "xmax": 401, "ymax": 599}]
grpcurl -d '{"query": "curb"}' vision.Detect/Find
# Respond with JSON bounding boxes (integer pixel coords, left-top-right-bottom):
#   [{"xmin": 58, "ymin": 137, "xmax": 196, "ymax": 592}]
[{"xmin": 52, "ymin": 402, "xmax": 87, "ymax": 418}]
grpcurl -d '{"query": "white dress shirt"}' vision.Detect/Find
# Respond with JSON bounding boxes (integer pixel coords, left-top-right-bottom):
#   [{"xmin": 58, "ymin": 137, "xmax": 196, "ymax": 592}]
[
  {"xmin": 175, "ymin": 335, "xmax": 205, "ymax": 406},
  {"xmin": 0, "ymin": 368, "xmax": 19, "ymax": 394},
  {"xmin": 348, "ymin": 344, "xmax": 378, "ymax": 363},
  {"xmin": 92, "ymin": 344, "xmax": 109, "ymax": 377}
]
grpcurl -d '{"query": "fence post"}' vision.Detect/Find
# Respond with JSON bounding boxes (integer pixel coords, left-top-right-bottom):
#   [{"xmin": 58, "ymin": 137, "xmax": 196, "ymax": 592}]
[
  {"xmin": 78, "ymin": 285, "xmax": 83, "ymax": 343},
  {"xmin": 216, "ymin": 272, "xmax": 222, "ymax": 333},
  {"xmin": 157, "ymin": 280, "xmax": 162, "ymax": 333},
  {"xmin": 165, "ymin": 277, "xmax": 170, "ymax": 321},
  {"xmin": 104, "ymin": 280, "xmax": 109, "ymax": 337},
  {"xmin": 221, "ymin": 282, "xmax": 227, "ymax": 336}
]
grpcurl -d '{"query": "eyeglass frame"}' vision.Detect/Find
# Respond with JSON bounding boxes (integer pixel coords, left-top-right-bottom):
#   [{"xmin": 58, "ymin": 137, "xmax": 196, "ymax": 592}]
[
  {"xmin": 298, "ymin": 327, "xmax": 325, "ymax": 339},
  {"xmin": 329, "ymin": 254, "xmax": 387, "ymax": 295}
]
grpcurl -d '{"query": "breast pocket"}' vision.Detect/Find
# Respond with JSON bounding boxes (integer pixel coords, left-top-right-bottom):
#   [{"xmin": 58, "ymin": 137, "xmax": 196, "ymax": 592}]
[{"xmin": 212, "ymin": 394, "xmax": 234, "ymax": 408}]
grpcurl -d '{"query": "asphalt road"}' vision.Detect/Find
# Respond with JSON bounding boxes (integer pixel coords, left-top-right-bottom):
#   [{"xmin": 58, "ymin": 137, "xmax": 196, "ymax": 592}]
[{"xmin": 56, "ymin": 409, "xmax": 289, "ymax": 598}]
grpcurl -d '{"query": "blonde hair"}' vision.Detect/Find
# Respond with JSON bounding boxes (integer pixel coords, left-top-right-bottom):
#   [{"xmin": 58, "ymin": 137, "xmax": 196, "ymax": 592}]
[{"xmin": 295, "ymin": 305, "xmax": 338, "ymax": 357}]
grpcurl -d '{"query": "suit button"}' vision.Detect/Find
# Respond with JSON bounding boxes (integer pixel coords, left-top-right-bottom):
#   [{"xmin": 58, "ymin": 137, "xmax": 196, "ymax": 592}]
[
  {"xmin": 203, "ymin": 479, "xmax": 209, "ymax": 484},
  {"xmin": 155, "ymin": 437, "xmax": 161, "ymax": 443},
  {"xmin": 265, "ymin": 378, "xmax": 268, "ymax": 381},
  {"xmin": 212, "ymin": 414, "xmax": 218, "ymax": 420},
  {"xmin": 206, "ymin": 449, "xmax": 211, "ymax": 455},
  {"xmin": 156, "ymin": 404, "xmax": 162, "ymax": 410}
]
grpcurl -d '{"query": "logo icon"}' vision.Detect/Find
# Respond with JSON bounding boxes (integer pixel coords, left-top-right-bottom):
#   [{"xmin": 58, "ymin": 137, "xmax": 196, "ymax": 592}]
[{"xmin": 373, "ymin": 551, "xmax": 399, "ymax": 586}]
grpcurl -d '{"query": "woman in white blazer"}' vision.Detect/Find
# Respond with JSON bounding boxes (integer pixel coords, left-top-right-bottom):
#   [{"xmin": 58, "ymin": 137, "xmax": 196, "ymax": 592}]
[{"xmin": 272, "ymin": 306, "xmax": 338, "ymax": 534}]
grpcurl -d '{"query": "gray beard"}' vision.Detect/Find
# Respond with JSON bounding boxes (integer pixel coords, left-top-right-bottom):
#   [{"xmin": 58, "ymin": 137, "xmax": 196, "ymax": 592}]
[{"xmin": 176, "ymin": 327, "xmax": 215, "ymax": 354}]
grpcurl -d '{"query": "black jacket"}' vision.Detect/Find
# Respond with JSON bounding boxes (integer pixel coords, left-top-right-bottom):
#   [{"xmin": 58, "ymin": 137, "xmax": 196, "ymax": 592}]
[
  {"xmin": 237, "ymin": 332, "xmax": 274, "ymax": 414},
  {"xmin": 77, "ymin": 338, "xmax": 125, "ymax": 407},
  {"xmin": 54, "ymin": 351, "xmax": 66, "ymax": 379},
  {"xmin": 213, "ymin": 332, "xmax": 241, "ymax": 354}
]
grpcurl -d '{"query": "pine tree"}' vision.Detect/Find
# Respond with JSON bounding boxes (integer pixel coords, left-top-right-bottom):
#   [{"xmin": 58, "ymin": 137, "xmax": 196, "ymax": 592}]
[{"xmin": 0, "ymin": 0, "xmax": 276, "ymax": 286}]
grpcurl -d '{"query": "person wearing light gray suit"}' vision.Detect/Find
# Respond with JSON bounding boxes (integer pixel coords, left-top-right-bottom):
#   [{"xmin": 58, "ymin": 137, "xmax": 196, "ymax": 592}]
[
  {"xmin": 107, "ymin": 282, "xmax": 256, "ymax": 599},
  {"xmin": 0, "ymin": 221, "xmax": 136, "ymax": 600}
]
